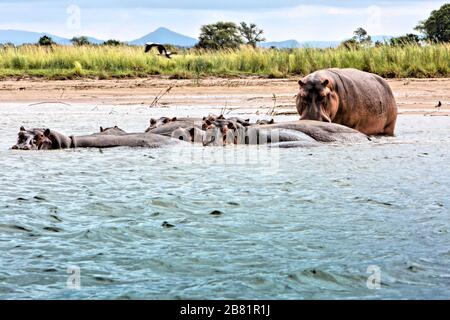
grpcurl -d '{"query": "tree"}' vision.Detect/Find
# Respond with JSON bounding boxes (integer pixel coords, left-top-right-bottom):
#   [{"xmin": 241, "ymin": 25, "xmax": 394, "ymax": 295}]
[
  {"xmin": 239, "ymin": 22, "xmax": 265, "ymax": 48},
  {"xmin": 390, "ymin": 34, "xmax": 421, "ymax": 47},
  {"xmin": 102, "ymin": 39, "xmax": 123, "ymax": 46},
  {"xmin": 339, "ymin": 38, "xmax": 360, "ymax": 50},
  {"xmin": 196, "ymin": 21, "xmax": 243, "ymax": 50},
  {"xmin": 415, "ymin": 4, "xmax": 450, "ymax": 42},
  {"xmin": 71, "ymin": 36, "xmax": 91, "ymax": 46},
  {"xmin": 353, "ymin": 27, "xmax": 372, "ymax": 46},
  {"xmin": 0, "ymin": 42, "xmax": 15, "ymax": 48},
  {"xmin": 38, "ymin": 35, "xmax": 55, "ymax": 46},
  {"xmin": 340, "ymin": 27, "xmax": 373, "ymax": 49}
]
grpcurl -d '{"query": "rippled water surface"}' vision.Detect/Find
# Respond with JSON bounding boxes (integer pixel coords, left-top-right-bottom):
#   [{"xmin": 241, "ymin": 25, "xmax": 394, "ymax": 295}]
[{"xmin": 0, "ymin": 103, "xmax": 449, "ymax": 299}]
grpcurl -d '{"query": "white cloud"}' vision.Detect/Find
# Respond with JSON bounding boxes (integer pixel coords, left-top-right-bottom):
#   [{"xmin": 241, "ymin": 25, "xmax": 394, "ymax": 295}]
[{"xmin": 0, "ymin": 0, "xmax": 447, "ymax": 42}]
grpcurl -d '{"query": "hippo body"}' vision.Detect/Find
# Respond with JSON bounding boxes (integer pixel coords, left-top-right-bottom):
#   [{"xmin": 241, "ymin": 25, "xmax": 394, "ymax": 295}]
[
  {"xmin": 146, "ymin": 117, "xmax": 203, "ymax": 132},
  {"xmin": 70, "ymin": 133, "xmax": 182, "ymax": 149},
  {"xmin": 201, "ymin": 120, "xmax": 369, "ymax": 147},
  {"xmin": 12, "ymin": 127, "xmax": 185, "ymax": 150},
  {"xmin": 149, "ymin": 120, "xmax": 203, "ymax": 136},
  {"xmin": 296, "ymin": 68, "xmax": 398, "ymax": 136},
  {"xmin": 258, "ymin": 120, "xmax": 370, "ymax": 143}
]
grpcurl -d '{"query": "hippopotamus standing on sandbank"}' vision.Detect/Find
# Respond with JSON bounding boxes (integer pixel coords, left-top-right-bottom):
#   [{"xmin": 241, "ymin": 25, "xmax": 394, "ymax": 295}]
[{"xmin": 296, "ymin": 68, "xmax": 398, "ymax": 136}]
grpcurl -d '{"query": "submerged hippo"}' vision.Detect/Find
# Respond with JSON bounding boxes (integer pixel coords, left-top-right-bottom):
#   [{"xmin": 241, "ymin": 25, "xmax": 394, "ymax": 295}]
[
  {"xmin": 98, "ymin": 126, "xmax": 127, "ymax": 135},
  {"xmin": 296, "ymin": 68, "xmax": 398, "ymax": 136},
  {"xmin": 202, "ymin": 118, "xmax": 247, "ymax": 146},
  {"xmin": 256, "ymin": 119, "xmax": 275, "ymax": 125},
  {"xmin": 171, "ymin": 127, "xmax": 205, "ymax": 143},
  {"xmin": 146, "ymin": 117, "xmax": 203, "ymax": 132},
  {"xmin": 148, "ymin": 119, "xmax": 204, "ymax": 136},
  {"xmin": 201, "ymin": 120, "xmax": 369, "ymax": 147},
  {"xmin": 12, "ymin": 127, "xmax": 185, "ymax": 150}
]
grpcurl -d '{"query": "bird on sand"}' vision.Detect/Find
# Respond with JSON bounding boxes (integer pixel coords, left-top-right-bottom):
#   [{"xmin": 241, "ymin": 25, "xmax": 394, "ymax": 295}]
[
  {"xmin": 144, "ymin": 43, "xmax": 176, "ymax": 59},
  {"xmin": 435, "ymin": 101, "xmax": 442, "ymax": 110}
]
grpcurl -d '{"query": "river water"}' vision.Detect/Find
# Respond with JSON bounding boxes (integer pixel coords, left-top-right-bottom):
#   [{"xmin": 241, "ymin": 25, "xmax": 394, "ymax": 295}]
[{"xmin": 0, "ymin": 103, "xmax": 449, "ymax": 299}]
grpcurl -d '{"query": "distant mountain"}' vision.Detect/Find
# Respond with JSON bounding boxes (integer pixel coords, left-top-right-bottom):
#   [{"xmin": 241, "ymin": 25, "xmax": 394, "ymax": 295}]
[
  {"xmin": 261, "ymin": 40, "xmax": 341, "ymax": 49},
  {"xmin": 261, "ymin": 35, "xmax": 394, "ymax": 49},
  {"xmin": 260, "ymin": 40, "xmax": 301, "ymax": 49},
  {"xmin": 0, "ymin": 29, "xmax": 104, "ymax": 45},
  {"xmin": 0, "ymin": 29, "xmax": 71, "ymax": 45},
  {"xmin": 78, "ymin": 36, "xmax": 105, "ymax": 45},
  {"xmin": 129, "ymin": 27, "xmax": 198, "ymax": 47}
]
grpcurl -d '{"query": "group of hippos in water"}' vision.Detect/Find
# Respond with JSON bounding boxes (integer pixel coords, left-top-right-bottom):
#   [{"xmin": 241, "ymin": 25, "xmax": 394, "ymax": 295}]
[{"xmin": 12, "ymin": 68, "xmax": 398, "ymax": 151}]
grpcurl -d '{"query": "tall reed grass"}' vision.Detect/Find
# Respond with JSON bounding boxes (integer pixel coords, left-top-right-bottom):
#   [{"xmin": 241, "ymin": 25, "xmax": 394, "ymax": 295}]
[{"xmin": 0, "ymin": 44, "xmax": 448, "ymax": 79}]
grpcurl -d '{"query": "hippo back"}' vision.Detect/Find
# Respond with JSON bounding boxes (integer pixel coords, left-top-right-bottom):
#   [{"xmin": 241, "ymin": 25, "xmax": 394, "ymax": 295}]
[
  {"xmin": 317, "ymin": 68, "xmax": 397, "ymax": 134},
  {"xmin": 259, "ymin": 120, "xmax": 370, "ymax": 143}
]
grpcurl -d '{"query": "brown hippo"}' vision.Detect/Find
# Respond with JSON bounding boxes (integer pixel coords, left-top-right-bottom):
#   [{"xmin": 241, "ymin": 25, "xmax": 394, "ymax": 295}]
[
  {"xmin": 13, "ymin": 127, "xmax": 185, "ymax": 150},
  {"xmin": 296, "ymin": 68, "xmax": 397, "ymax": 136}
]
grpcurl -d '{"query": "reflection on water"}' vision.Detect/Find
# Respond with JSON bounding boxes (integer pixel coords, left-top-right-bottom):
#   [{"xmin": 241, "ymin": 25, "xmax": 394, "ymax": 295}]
[{"xmin": 0, "ymin": 104, "xmax": 449, "ymax": 299}]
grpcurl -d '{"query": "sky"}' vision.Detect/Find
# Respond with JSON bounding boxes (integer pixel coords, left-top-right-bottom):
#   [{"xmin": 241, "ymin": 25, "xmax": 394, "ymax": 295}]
[{"xmin": 0, "ymin": 0, "xmax": 447, "ymax": 41}]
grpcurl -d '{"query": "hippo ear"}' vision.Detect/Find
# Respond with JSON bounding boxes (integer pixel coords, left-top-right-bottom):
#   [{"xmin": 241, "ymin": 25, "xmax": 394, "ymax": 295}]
[
  {"xmin": 114, "ymin": 126, "xmax": 119, "ymax": 129},
  {"xmin": 298, "ymin": 79, "xmax": 306, "ymax": 87},
  {"xmin": 218, "ymin": 115, "xmax": 225, "ymax": 120},
  {"xmin": 171, "ymin": 117, "xmax": 177, "ymax": 122},
  {"xmin": 322, "ymin": 79, "xmax": 329, "ymax": 87},
  {"xmin": 150, "ymin": 118, "xmax": 156, "ymax": 125},
  {"xmin": 189, "ymin": 127, "xmax": 195, "ymax": 136},
  {"xmin": 20, "ymin": 126, "xmax": 26, "ymax": 131},
  {"xmin": 269, "ymin": 119, "xmax": 274, "ymax": 124},
  {"xmin": 44, "ymin": 129, "xmax": 51, "ymax": 137},
  {"xmin": 100, "ymin": 126, "xmax": 104, "ymax": 132}
]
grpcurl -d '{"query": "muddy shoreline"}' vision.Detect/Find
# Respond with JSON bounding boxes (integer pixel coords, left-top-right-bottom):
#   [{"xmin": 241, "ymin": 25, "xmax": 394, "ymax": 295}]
[{"xmin": 0, "ymin": 77, "xmax": 449, "ymax": 116}]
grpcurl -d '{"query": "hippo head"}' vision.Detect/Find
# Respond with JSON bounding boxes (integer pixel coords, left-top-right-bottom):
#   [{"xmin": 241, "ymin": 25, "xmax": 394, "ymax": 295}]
[
  {"xmin": 171, "ymin": 127, "xmax": 192, "ymax": 142},
  {"xmin": 148, "ymin": 117, "xmax": 177, "ymax": 129},
  {"xmin": 202, "ymin": 120, "xmax": 239, "ymax": 146},
  {"xmin": 256, "ymin": 119, "xmax": 275, "ymax": 125},
  {"xmin": 99, "ymin": 126, "xmax": 126, "ymax": 135},
  {"xmin": 296, "ymin": 77, "xmax": 339, "ymax": 123},
  {"xmin": 12, "ymin": 127, "xmax": 45, "ymax": 150}
]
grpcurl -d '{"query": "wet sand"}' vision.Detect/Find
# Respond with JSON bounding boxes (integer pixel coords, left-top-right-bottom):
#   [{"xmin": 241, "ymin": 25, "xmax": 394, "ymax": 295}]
[{"xmin": 0, "ymin": 77, "xmax": 449, "ymax": 116}]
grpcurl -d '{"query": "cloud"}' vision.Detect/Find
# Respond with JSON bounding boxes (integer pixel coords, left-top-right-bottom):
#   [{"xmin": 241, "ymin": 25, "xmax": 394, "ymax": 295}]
[{"xmin": 0, "ymin": 0, "xmax": 447, "ymax": 41}]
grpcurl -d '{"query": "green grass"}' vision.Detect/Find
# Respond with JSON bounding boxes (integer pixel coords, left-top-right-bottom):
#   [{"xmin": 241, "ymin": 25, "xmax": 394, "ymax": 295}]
[{"xmin": 0, "ymin": 44, "xmax": 449, "ymax": 79}]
